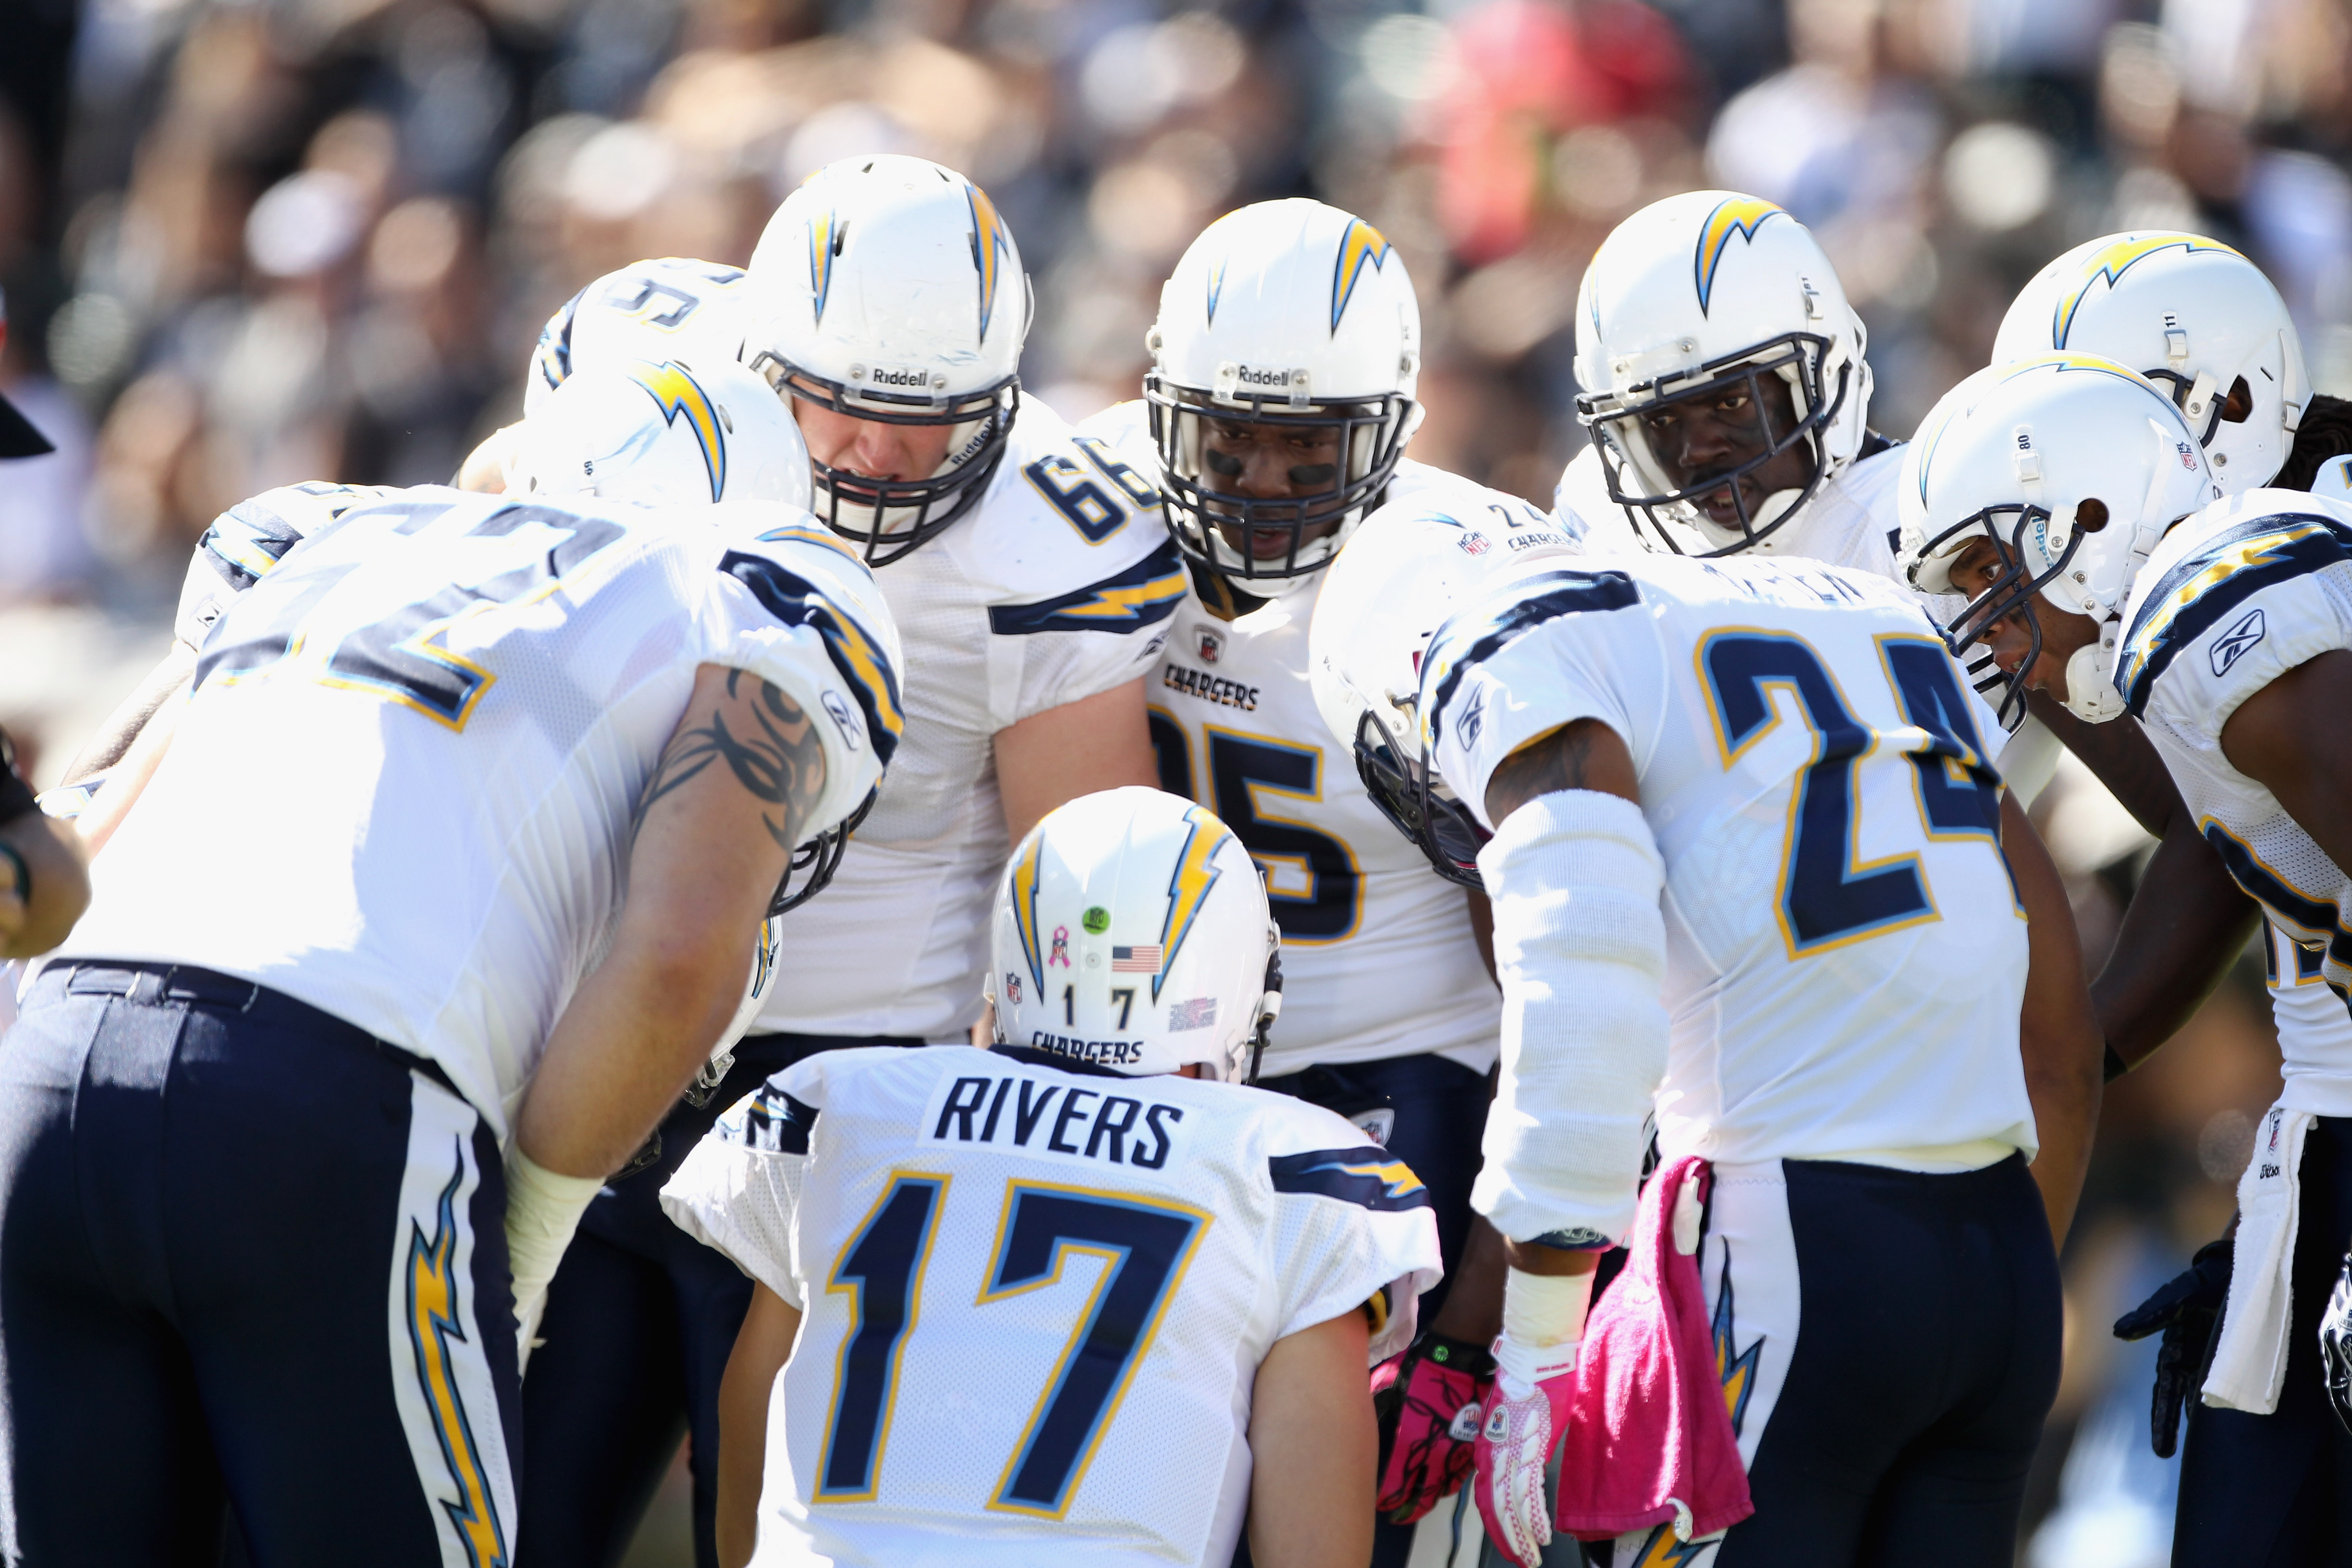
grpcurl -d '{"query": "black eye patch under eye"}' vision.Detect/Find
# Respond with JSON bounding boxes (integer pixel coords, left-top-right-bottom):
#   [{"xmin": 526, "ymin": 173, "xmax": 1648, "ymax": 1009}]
[
  {"xmin": 1204, "ymin": 448, "xmax": 1244, "ymax": 477},
  {"xmin": 1287, "ymin": 463, "xmax": 1337, "ymax": 485}
]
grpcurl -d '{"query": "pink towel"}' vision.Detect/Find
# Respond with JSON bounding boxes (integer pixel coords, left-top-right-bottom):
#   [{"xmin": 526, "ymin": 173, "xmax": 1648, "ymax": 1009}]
[{"xmin": 1553, "ymin": 1155, "xmax": 1754, "ymax": 1543}]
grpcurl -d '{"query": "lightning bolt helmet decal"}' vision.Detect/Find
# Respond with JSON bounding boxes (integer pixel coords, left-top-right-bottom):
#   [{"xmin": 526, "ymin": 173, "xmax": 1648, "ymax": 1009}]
[
  {"xmin": 625, "ymin": 360, "xmax": 728, "ymax": 502},
  {"xmin": 968, "ymin": 182, "xmax": 1013, "ymax": 344},
  {"xmin": 1693, "ymin": 196, "xmax": 1789, "ymax": 317},
  {"xmin": 2050, "ymin": 233, "xmax": 2245, "ymax": 348},
  {"xmin": 808, "ymin": 206, "xmax": 840, "ymax": 328},
  {"xmin": 1157, "ymin": 804, "xmax": 1235, "ymax": 1000},
  {"xmin": 1330, "ymin": 218, "xmax": 1393, "ymax": 335}
]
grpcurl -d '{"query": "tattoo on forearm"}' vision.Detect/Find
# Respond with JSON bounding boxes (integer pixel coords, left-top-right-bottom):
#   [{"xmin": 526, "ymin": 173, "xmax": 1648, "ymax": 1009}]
[{"xmin": 640, "ymin": 672, "xmax": 828, "ymax": 852}]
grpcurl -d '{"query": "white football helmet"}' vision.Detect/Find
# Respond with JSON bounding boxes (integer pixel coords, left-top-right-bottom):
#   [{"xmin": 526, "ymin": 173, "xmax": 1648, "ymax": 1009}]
[
  {"xmin": 1575, "ymin": 191, "xmax": 1874, "ymax": 556},
  {"xmin": 1309, "ymin": 503, "xmax": 1582, "ymax": 884},
  {"xmin": 525, "ymin": 257, "xmax": 753, "ymax": 415},
  {"xmin": 1145, "ymin": 199, "xmax": 1424, "ymax": 588},
  {"xmin": 1991, "ymin": 232, "xmax": 2309, "ymax": 496},
  {"xmin": 1896, "ymin": 353, "xmax": 2220, "ymax": 725},
  {"xmin": 741, "ymin": 155, "xmax": 1029, "ymax": 565},
  {"xmin": 509, "ymin": 358, "xmax": 813, "ymax": 510},
  {"xmin": 987, "ymin": 787, "xmax": 1282, "ymax": 1082}
]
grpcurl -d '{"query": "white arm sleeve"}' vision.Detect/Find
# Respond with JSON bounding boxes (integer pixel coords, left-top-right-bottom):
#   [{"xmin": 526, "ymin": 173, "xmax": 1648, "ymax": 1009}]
[
  {"xmin": 1470, "ymin": 787, "xmax": 1668, "ymax": 1249},
  {"xmin": 660, "ymin": 1070, "xmax": 821, "ymax": 1307}
]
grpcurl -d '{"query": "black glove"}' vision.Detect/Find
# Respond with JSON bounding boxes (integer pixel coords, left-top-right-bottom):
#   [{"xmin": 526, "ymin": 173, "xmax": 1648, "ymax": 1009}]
[
  {"xmin": 2318, "ymin": 1251, "xmax": 2352, "ymax": 1436},
  {"xmin": 2113, "ymin": 1234, "xmax": 2233, "ymax": 1459}
]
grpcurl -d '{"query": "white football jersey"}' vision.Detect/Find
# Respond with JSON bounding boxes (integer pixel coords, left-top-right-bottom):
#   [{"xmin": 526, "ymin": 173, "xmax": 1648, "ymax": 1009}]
[
  {"xmin": 62, "ymin": 488, "xmax": 896, "ymax": 1133},
  {"xmin": 1144, "ymin": 462, "xmax": 1556, "ymax": 1078},
  {"xmin": 1558, "ymin": 441, "xmax": 2039, "ymax": 785},
  {"xmin": 173, "ymin": 481, "xmax": 398, "ymax": 649},
  {"xmin": 752, "ymin": 402, "xmax": 1182, "ymax": 1041},
  {"xmin": 1427, "ymin": 552, "xmax": 2037, "ymax": 1169},
  {"xmin": 2115, "ymin": 489, "xmax": 2352, "ymax": 1114},
  {"xmin": 660, "ymin": 1044, "xmax": 1441, "ymax": 1568},
  {"xmin": 527, "ymin": 257, "xmax": 753, "ymax": 414}
]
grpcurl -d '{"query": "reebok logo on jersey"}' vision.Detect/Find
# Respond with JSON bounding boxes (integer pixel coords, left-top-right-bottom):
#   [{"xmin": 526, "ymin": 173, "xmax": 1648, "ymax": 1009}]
[
  {"xmin": 2209, "ymin": 606, "xmax": 2266, "ymax": 677},
  {"xmin": 1455, "ymin": 686, "xmax": 1486, "ymax": 751},
  {"xmin": 1163, "ymin": 664, "xmax": 1259, "ymax": 712},
  {"xmin": 821, "ymin": 689, "xmax": 862, "ymax": 751},
  {"xmin": 928, "ymin": 1072, "xmax": 1183, "ymax": 1169}
]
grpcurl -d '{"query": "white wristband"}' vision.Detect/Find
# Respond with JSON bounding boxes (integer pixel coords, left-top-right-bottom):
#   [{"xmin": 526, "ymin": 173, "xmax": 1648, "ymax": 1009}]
[
  {"xmin": 1492, "ymin": 1266, "xmax": 1593, "ymax": 1393},
  {"xmin": 505, "ymin": 1146, "xmax": 604, "ymax": 1323}
]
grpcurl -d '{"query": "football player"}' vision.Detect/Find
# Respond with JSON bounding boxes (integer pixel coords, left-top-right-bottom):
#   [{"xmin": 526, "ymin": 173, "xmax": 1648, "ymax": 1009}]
[
  {"xmin": 60, "ymin": 344, "xmax": 799, "ymax": 832},
  {"xmin": 518, "ymin": 154, "xmax": 1175, "ymax": 1568},
  {"xmin": 0, "ymin": 483, "xmax": 900, "ymax": 1566},
  {"xmin": 1566, "ymin": 199, "xmax": 2259, "ymax": 1178},
  {"xmin": 659, "ymin": 785, "xmax": 1443, "ymax": 1568},
  {"xmin": 1901, "ymin": 353, "xmax": 2352, "ymax": 1564},
  {"xmin": 1080, "ymin": 199, "xmax": 1577, "ymax": 1560},
  {"xmin": 1320, "ymin": 509, "xmax": 2102, "ymax": 1566},
  {"xmin": 1560, "ymin": 191, "xmax": 1899, "ymax": 572},
  {"xmin": 70, "ymin": 257, "xmax": 758, "ymax": 789},
  {"xmin": 1983, "ymin": 234, "xmax": 2352, "ymax": 1079}
]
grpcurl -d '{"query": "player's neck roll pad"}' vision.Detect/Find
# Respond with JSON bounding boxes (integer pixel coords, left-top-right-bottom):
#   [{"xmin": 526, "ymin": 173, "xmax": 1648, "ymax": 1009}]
[{"xmin": 1470, "ymin": 787, "xmax": 1667, "ymax": 1251}]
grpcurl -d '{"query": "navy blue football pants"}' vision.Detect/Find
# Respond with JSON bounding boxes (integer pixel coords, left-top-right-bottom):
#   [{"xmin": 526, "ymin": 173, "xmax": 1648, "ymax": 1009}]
[
  {"xmin": 2175, "ymin": 1115, "xmax": 2352, "ymax": 1565},
  {"xmin": 516, "ymin": 1029, "xmax": 916, "ymax": 1568},
  {"xmin": 1705, "ymin": 1155, "xmax": 2061, "ymax": 1566},
  {"xmin": 1256, "ymin": 1050, "xmax": 1493, "ymax": 1568},
  {"xmin": 0, "ymin": 961, "xmax": 520, "ymax": 1568}
]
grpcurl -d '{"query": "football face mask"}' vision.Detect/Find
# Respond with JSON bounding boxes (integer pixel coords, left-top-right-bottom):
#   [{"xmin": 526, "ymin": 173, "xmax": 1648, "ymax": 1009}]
[
  {"xmin": 753, "ymin": 357, "xmax": 1017, "ymax": 568},
  {"xmin": 1580, "ymin": 333, "xmax": 1846, "ymax": 557},
  {"xmin": 1147, "ymin": 387, "xmax": 1414, "ymax": 584}
]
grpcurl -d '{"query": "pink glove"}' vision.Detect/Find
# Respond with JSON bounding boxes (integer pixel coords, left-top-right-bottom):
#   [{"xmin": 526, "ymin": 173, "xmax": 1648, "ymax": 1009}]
[
  {"xmin": 1372, "ymin": 1333, "xmax": 1495, "ymax": 1523},
  {"xmin": 1472, "ymin": 1344, "xmax": 1578, "ymax": 1568}
]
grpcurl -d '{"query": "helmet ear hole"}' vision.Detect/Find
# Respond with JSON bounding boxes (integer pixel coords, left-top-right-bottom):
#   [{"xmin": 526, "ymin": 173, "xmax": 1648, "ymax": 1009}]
[
  {"xmin": 2223, "ymin": 376, "xmax": 2254, "ymax": 424},
  {"xmin": 2075, "ymin": 498, "xmax": 2109, "ymax": 534}
]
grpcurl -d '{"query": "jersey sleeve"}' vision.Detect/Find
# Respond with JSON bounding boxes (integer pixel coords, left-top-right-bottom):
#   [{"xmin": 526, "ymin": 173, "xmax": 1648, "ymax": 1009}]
[
  {"xmin": 989, "ymin": 533, "xmax": 1188, "ymax": 722},
  {"xmin": 2118, "ymin": 512, "xmax": 2352, "ymax": 738},
  {"xmin": 1259, "ymin": 1101, "xmax": 1445, "ymax": 1364},
  {"xmin": 702, "ymin": 524, "xmax": 906, "ymax": 835},
  {"xmin": 174, "ymin": 484, "xmax": 393, "ymax": 649},
  {"xmin": 173, "ymin": 490, "xmax": 325, "ymax": 648},
  {"xmin": 659, "ymin": 1058, "xmax": 827, "ymax": 1307},
  {"xmin": 1422, "ymin": 565, "xmax": 1662, "ymax": 831}
]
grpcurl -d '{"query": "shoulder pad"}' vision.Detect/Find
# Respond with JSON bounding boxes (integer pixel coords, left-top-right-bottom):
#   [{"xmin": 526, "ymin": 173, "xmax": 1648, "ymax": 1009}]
[{"xmin": 2118, "ymin": 510, "xmax": 2352, "ymax": 717}]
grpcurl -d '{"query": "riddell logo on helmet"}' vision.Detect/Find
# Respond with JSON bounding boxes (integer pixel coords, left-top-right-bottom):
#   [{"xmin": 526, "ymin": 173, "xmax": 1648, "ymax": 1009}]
[
  {"xmin": 866, "ymin": 364, "xmax": 933, "ymax": 389},
  {"xmin": 1234, "ymin": 365, "xmax": 1299, "ymax": 389}
]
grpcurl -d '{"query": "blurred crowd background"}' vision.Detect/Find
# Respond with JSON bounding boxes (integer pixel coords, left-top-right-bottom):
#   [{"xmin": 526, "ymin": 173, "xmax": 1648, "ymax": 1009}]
[{"xmin": 0, "ymin": 0, "xmax": 2336, "ymax": 1558}]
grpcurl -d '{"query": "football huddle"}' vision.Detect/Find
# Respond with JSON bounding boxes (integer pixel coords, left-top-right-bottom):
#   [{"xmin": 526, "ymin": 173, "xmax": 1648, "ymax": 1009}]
[{"xmin": 9, "ymin": 152, "xmax": 2352, "ymax": 1568}]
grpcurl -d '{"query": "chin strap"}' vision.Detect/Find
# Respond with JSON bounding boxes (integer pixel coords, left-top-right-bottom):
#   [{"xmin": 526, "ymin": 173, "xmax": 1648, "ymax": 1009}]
[
  {"xmin": 2062, "ymin": 620, "xmax": 2127, "ymax": 723},
  {"xmin": 1242, "ymin": 941, "xmax": 1284, "ymax": 1085}
]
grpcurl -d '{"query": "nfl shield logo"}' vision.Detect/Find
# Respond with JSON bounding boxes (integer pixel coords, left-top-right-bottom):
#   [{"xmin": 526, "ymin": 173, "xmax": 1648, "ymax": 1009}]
[{"xmin": 1196, "ymin": 626, "xmax": 1224, "ymax": 664}]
